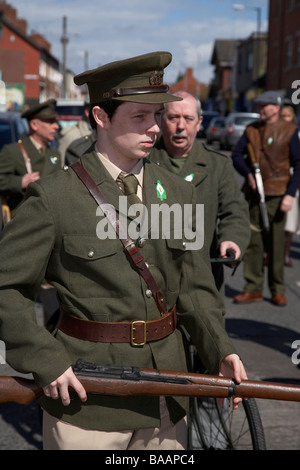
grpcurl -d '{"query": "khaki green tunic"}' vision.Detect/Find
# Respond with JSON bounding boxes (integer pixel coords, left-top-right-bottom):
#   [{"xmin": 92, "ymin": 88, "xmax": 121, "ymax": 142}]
[
  {"xmin": 150, "ymin": 138, "xmax": 250, "ymax": 261},
  {"xmin": 0, "ymin": 135, "xmax": 61, "ymax": 212},
  {"xmin": 0, "ymin": 150, "xmax": 236, "ymax": 431}
]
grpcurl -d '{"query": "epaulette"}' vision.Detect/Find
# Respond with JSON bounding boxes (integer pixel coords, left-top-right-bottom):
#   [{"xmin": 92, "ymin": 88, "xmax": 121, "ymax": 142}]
[{"xmin": 202, "ymin": 143, "xmax": 229, "ymax": 158}]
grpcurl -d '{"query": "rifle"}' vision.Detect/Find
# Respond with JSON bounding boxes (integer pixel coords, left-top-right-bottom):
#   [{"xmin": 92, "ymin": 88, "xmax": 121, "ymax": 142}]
[
  {"xmin": 247, "ymin": 143, "xmax": 270, "ymax": 232},
  {"xmin": 0, "ymin": 359, "xmax": 300, "ymax": 406}
]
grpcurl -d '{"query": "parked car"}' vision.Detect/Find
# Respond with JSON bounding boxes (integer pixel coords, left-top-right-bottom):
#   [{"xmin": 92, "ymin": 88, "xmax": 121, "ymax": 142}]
[
  {"xmin": 0, "ymin": 111, "xmax": 29, "ymax": 151},
  {"xmin": 219, "ymin": 112, "xmax": 260, "ymax": 150},
  {"xmin": 206, "ymin": 116, "xmax": 226, "ymax": 145},
  {"xmin": 197, "ymin": 111, "xmax": 220, "ymax": 138},
  {"xmin": 56, "ymin": 98, "xmax": 85, "ymax": 130}
]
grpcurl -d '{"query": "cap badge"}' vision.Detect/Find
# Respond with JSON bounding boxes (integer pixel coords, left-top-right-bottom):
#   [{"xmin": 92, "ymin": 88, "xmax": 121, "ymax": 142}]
[{"xmin": 149, "ymin": 71, "xmax": 163, "ymax": 86}]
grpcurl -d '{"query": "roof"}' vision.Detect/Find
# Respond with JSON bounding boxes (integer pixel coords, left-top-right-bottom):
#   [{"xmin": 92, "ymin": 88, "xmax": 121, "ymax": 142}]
[{"xmin": 211, "ymin": 39, "xmax": 241, "ymax": 67}]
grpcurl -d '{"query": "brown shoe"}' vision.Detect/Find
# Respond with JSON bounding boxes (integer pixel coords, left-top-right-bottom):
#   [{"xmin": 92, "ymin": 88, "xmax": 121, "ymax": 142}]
[
  {"xmin": 272, "ymin": 294, "xmax": 287, "ymax": 306},
  {"xmin": 234, "ymin": 292, "xmax": 263, "ymax": 304}
]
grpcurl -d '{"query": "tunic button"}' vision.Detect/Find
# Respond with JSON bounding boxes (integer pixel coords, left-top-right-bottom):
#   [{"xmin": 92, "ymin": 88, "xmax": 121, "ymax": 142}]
[
  {"xmin": 63, "ymin": 165, "xmax": 69, "ymax": 171},
  {"xmin": 138, "ymin": 238, "xmax": 146, "ymax": 248},
  {"xmin": 145, "ymin": 289, "xmax": 152, "ymax": 298},
  {"xmin": 182, "ymin": 242, "xmax": 187, "ymax": 249},
  {"xmin": 87, "ymin": 250, "xmax": 95, "ymax": 258}
]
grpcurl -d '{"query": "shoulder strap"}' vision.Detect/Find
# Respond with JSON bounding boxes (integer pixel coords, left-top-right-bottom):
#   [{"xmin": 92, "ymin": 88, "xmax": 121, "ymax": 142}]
[
  {"xmin": 70, "ymin": 161, "xmax": 168, "ymax": 315},
  {"xmin": 17, "ymin": 141, "xmax": 32, "ymax": 174}
]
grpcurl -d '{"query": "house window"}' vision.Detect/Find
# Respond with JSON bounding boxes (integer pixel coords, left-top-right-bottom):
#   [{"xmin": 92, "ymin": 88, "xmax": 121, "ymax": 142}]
[
  {"xmin": 285, "ymin": 36, "xmax": 293, "ymax": 69},
  {"xmin": 296, "ymin": 33, "xmax": 300, "ymax": 66},
  {"xmin": 247, "ymin": 50, "xmax": 253, "ymax": 71}
]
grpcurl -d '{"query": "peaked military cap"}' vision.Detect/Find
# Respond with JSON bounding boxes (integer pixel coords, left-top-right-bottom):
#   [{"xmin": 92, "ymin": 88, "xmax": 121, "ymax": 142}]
[
  {"xmin": 74, "ymin": 51, "xmax": 181, "ymax": 104},
  {"xmin": 22, "ymin": 99, "xmax": 58, "ymax": 121},
  {"xmin": 254, "ymin": 91, "xmax": 282, "ymax": 106}
]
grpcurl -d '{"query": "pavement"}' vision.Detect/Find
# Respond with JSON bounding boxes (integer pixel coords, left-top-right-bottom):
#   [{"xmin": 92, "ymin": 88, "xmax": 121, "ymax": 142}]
[
  {"xmin": 223, "ymin": 234, "xmax": 300, "ymax": 451},
  {"xmin": 0, "ymin": 235, "xmax": 299, "ymax": 451}
]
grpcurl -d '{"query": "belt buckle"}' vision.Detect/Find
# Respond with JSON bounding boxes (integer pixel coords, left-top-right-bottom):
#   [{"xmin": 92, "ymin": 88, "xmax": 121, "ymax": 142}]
[{"xmin": 131, "ymin": 320, "xmax": 146, "ymax": 346}]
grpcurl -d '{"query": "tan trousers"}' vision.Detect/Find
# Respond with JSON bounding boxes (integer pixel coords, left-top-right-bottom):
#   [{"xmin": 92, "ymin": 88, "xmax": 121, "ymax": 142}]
[{"xmin": 43, "ymin": 397, "xmax": 187, "ymax": 450}]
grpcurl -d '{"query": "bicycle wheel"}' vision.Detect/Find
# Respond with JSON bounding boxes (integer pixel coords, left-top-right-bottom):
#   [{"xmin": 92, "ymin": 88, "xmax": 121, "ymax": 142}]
[{"xmin": 188, "ymin": 396, "xmax": 266, "ymax": 450}]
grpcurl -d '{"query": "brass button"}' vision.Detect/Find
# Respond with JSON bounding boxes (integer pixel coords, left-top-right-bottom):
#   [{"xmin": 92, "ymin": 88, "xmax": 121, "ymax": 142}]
[
  {"xmin": 182, "ymin": 242, "xmax": 187, "ymax": 249},
  {"xmin": 87, "ymin": 250, "xmax": 95, "ymax": 258},
  {"xmin": 63, "ymin": 165, "xmax": 69, "ymax": 171},
  {"xmin": 138, "ymin": 238, "xmax": 146, "ymax": 248},
  {"xmin": 145, "ymin": 289, "xmax": 152, "ymax": 298}
]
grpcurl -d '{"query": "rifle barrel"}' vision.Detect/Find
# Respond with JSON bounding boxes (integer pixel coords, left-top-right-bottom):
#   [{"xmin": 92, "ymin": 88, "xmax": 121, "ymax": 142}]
[{"xmin": 0, "ymin": 366, "xmax": 300, "ymax": 405}]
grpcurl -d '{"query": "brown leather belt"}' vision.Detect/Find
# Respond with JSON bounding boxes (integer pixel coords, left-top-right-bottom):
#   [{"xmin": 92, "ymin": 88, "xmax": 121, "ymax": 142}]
[{"xmin": 58, "ymin": 306, "xmax": 177, "ymax": 346}]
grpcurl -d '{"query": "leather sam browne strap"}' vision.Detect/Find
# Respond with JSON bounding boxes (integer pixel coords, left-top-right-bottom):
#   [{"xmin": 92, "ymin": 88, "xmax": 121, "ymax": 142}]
[
  {"xmin": 70, "ymin": 161, "xmax": 168, "ymax": 315},
  {"xmin": 58, "ymin": 161, "xmax": 176, "ymax": 345},
  {"xmin": 17, "ymin": 141, "xmax": 32, "ymax": 174}
]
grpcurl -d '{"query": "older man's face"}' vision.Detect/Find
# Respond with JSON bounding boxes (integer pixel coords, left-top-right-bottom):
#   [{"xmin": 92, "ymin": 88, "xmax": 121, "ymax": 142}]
[{"xmin": 161, "ymin": 96, "xmax": 202, "ymax": 157}]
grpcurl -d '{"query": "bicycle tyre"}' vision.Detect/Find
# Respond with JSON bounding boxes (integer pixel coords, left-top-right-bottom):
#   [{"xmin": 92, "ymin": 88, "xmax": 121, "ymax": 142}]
[
  {"xmin": 243, "ymin": 398, "xmax": 266, "ymax": 450},
  {"xmin": 188, "ymin": 396, "xmax": 267, "ymax": 450}
]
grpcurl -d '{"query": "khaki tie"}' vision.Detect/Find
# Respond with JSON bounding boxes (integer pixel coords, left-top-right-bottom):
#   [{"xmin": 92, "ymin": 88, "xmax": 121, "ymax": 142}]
[
  {"xmin": 117, "ymin": 173, "xmax": 142, "ymax": 205},
  {"xmin": 39, "ymin": 146, "xmax": 46, "ymax": 157}
]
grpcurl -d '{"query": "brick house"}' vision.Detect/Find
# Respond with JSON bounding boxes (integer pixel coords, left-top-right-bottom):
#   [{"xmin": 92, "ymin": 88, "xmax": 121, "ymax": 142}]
[{"xmin": 0, "ymin": 1, "xmax": 62, "ymax": 109}]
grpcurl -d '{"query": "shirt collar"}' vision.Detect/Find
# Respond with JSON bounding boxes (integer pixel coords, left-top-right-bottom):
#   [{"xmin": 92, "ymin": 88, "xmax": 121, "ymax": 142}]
[{"xmin": 94, "ymin": 143, "xmax": 144, "ymax": 188}]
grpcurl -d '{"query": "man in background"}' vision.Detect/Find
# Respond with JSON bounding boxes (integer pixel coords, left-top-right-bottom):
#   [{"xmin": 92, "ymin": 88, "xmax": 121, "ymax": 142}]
[
  {"xmin": 232, "ymin": 91, "xmax": 300, "ymax": 306},
  {"xmin": 0, "ymin": 99, "xmax": 61, "ymax": 214},
  {"xmin": 150, "ymin": 90, "xmax": 250, "ymax": 292}
]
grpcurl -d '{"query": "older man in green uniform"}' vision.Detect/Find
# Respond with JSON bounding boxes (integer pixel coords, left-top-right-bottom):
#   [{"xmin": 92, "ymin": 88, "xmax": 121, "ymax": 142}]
[
  {"xmin": 0, "ymin": 52, "xmax": 246, "ymax": 450},
  {"xmin": 150, "ymin": 91, "xmax": 250, "ymax": 291},
  {"xmin": 0, "ymin": 99, "xmax": 61, "ymax": 214}
]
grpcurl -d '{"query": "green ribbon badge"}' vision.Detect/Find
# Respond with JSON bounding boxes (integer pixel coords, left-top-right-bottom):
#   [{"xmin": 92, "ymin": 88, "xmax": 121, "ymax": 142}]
[
  {"xmin": 50, "ymin": 156, "xmax": 58, "ymax": 165},
  {"xmin": 184, "ymin": 173, "xmax": 194, "ymax": 182},
  {"xmin": 156, "ymin": 180, "xmax": 167, "ymax": 201}
]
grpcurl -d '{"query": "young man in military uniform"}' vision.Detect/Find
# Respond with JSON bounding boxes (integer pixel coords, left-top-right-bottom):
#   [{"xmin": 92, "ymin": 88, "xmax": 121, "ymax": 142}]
[
  {"xmin": 0, "ymin": 99, "xmax": 61, "ymax": 214},
  {"xmin": 0, "ymin": 52, "xmax": 246, "ymax": 450},
  {"xmin": 232, "ymin": 91, "xmax": 300, "ymax": 307}
]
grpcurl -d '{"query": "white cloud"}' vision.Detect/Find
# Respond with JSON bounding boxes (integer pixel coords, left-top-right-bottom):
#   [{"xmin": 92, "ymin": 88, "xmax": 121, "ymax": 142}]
[{"xmin": 7, "ymin": 0, "xmax": 269, "ymax": 84}]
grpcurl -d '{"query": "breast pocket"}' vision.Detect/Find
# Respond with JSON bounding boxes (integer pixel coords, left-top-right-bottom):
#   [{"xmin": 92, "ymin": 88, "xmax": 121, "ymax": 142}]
[
  {"xmin": 165, "ymin": 237, "xmax": 187, "ymax": 292},
  {"xmin": 62, "ymin": 234, "xmax": 124, "ymax": 298}
]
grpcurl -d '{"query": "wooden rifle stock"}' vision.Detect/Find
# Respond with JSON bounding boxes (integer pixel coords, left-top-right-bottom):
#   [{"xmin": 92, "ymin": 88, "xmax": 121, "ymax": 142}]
[{"xmin": 1, "ymin": 360, "xmax": 300, "ymax": 405}]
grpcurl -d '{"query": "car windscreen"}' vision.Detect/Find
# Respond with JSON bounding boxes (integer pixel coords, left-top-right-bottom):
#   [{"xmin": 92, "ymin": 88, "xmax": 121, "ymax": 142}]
[{"xmin": 234, "ymin": 116, "xmax": 258, "ymax": 126}]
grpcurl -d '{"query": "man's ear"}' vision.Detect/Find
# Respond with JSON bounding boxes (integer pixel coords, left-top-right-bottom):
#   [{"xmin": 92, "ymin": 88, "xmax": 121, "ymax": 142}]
[
  {"xmin": 92, "ymin": 106, "xmax": 109, "ymax": 129},
  {"xmin": 29, "ymin": 119, "xmax": 38, "ymax": 132},
  {"xmin": 197, "ymin": 115, "xmax": 203, "ymax": 132}
]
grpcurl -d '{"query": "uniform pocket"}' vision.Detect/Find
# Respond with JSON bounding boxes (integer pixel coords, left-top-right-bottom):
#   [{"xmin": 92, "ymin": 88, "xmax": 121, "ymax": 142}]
[
  {"xmin": 62, "ymin": 235, "xmax": 124, "ymax": 298},
  {"xmin": 165, "ymin": 237, "xmax": 187, "ymax": 292}
]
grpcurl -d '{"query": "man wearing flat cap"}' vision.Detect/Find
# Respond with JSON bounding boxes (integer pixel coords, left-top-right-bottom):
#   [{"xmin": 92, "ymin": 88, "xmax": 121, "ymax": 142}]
[
  {"xmin": 0, "ymin": 52, "xmax": 246, "ymax": 450},
  {"xmin": 232, "ymin": 90, "xmax": 300, "ymax": 307},
  {"xmin": 0, "ymin": 99, "xmax": 61, "ymax": 214}
]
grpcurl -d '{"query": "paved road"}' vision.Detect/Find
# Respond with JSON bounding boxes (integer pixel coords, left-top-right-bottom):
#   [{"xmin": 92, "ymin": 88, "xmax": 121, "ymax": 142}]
[{"xmin": 224, "ymin": 234, "xmax": 300, "ymax": 450}]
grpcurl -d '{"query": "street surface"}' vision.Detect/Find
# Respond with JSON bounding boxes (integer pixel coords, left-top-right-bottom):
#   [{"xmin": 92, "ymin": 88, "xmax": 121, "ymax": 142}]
[{"xmin": 0, "ymin": 144, "xmax": 299, "ymax": 450}]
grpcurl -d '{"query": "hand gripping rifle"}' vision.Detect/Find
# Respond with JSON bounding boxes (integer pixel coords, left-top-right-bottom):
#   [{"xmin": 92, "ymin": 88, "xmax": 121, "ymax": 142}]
[
  {"xmin": 247, "ymin": 143, "xmax": 270, "ymax": 232},
  {"xmin": 0, "ymin": 359, "xmax": 300, "ymax": 406}
]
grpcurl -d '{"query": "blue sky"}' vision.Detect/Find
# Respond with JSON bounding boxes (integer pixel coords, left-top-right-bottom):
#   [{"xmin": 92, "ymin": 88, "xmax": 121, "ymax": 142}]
[{"xmin": 8, "ymin": 0, "xmax": 269, "ymax": 84}]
